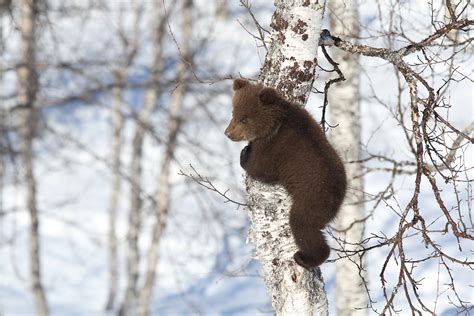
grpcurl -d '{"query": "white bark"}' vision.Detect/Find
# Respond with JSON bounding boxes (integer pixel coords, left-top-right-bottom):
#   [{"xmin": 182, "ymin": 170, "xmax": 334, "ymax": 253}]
[
  {"xmin": 248, "ymin": 1, "xmax": 328, "ymax": 314},
  {"xmin": 105, "ymin": 70, "xmax": 125, "ymax": 311},
  {"xmin": 137, "ymin": 1, "xmax": 191, "ymax": 315},
  {"xmin": 328, "ymin": 1, "xmax": 368, "ymax": 315},
  {"xmin": 120, "ymin": 3, "xmax": 166, "ymax": 315},
  {"xmin": 0, "ymin": 0, "xmax": 4, "ymax": 97},
  {"xmin": 106, "ymin": 4, "xmax": 141, "ymax": 311},
  {"xmin": 18, "ymin": 0, "xmax": 49, "ymax": 315}
]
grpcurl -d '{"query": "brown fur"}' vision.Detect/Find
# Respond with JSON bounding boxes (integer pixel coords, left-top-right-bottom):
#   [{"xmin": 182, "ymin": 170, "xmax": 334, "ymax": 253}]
[{"xmin": 225, "ymin": 79, "xmax": 347, "ymax": 269}]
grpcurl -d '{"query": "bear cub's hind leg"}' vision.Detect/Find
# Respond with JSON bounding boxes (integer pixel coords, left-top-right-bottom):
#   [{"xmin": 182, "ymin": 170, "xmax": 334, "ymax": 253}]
[
  {"xmin": 293, "ymin": 229, "xmax": 330, "ymax": 270},
  {"xmin": 293, "ymin": 244, "xmax": 330, "ymax": 270}
]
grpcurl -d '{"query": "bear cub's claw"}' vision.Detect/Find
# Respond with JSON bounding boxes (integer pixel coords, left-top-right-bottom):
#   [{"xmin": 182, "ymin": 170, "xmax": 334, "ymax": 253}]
[{"xmin": 240, "ymin": 144, "xmax": 251, "ymax": 169}]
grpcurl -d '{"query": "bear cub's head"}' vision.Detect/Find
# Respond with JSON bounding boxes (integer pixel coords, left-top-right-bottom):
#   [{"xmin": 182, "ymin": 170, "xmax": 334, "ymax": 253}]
[{"xmin": 225, "ymin": 79, "xmax": 284, "ymax": 142}]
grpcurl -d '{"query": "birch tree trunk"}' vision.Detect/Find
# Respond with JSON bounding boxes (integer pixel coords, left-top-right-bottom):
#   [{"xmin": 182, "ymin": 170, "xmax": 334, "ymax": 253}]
[
  {"xmin": 248, "ymin": 1, "xmax": 328, "ymax": 314},
  {"xmin": 119, "ymin": 3, "xmax": 166, "ymax": 315},
  {"xmin": 327, "ymin": 1, "xmax": 367, "ymax": 314},
  {"xmin": 18, "ymin": 0, "xmax": 49, "ymax": 315},
  {"xmin": 0, "ymin": 1, "xmax": 5, "ymax": 225},
  {"xmin": 105, "ymin": 70, "xmax": 125, "ymax": 312},
  {"xmin": 105, "ymin": 4, "xmax": 141, "ymax": 310},
  {"xmin": 0, "ymin": 0, "xmax": 4, "ymax": 99},
  {"xmin": 137, "ymin": 2, "xmax": 192, "ymax": 315}
]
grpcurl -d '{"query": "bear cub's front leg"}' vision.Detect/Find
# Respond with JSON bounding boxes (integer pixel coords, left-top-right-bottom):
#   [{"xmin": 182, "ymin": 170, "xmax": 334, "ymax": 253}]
[
  {"xmin": 240, "ymin": 143, "xmax": 279, "ymax": 183},
  {"xmin": 240, "ymin": 143, "xmax": 252, "ymax": 170}
]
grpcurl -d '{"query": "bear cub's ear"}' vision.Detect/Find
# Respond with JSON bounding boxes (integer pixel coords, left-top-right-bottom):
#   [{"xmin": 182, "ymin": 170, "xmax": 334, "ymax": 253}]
[
  {"xmin": 233, "ymin": 79, "xmax": 249, "ymax": 91},
  {"xmin": 259, "ymin": 87, "xmax": 281, "ymax": 104}
]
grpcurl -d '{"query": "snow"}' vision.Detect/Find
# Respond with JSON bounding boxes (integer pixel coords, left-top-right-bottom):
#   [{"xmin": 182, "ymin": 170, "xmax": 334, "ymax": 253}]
[{"xmin": 1, "ymin": 0, "xmax": 472, "ymax": 315}]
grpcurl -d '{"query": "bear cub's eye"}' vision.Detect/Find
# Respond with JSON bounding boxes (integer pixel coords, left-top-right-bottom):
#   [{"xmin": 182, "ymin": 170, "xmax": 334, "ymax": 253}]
[{"xmin": 239, "ymin": 117, "xmax": 248, "ymax": 124}]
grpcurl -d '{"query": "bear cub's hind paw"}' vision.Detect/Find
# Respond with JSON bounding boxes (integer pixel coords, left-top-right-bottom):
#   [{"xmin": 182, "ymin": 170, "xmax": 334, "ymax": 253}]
[
  {"xmin": 294, "ymin": 251, "xmax": 314, "ymax": 270},
  {"xmin": 294, "ymin": 251, "xmax": 327, "ymax": 270}
]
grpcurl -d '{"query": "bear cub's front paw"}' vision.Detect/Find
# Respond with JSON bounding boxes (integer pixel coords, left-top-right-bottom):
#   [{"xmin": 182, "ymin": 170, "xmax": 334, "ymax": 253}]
[{"xmin": 240, "ymin": 144, "xmax": 252, "ymax": 169}]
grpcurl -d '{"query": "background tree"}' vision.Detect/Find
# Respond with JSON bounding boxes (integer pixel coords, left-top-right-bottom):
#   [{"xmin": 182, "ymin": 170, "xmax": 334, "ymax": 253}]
[
  {"xmin": 105, "ymin": 2, "xmax": 142, "ymax": 311},
  {"xmin": 18, "ymin": 0, "xmax": 48, "ymax": 315},
  {"xmin": 119, "ymin": 2, "xmax": 167, "ymax": 314},
  {"xmin": 137, "ymin": 0, "xmax": 193, "ymax": 315},
  {"xmin": 327, "ymin": 0, "xmax": 368, "ymax": 314},
  {"xmin": 319, "ymin": 1, "xmax": 473, "ymax": 313}
]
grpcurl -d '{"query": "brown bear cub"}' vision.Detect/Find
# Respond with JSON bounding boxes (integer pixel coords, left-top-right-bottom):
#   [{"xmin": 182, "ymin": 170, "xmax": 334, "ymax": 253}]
[{"xmin": 225, "ymin": 79, "xmax": 347, "ymax": 270}]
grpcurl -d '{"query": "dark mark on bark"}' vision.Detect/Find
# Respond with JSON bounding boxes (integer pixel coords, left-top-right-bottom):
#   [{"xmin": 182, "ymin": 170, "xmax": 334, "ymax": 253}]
[
  {"xmin": 292, "ymin": 19, "xmax": 308, "ymax": 34},
  {"xmin": 270, "ymin": 11, "xmax": 288, "ymax": 31},
  {"xmin": 277, "ymin": 32, "xmax": 286, "ymax": 43},
  {"xmin": 288, "ymin": 61, "xmax": 313, "ymax": 84},
  {"xmin": 302, "ymin": 34, "xmax": 308, "ymax": 41},
  {"xmin": 304, "ymin": 60, "xmax": 313, "ymax": 68},
  {"xmin": 277, "ymin": 81, "xmax": 293, "ymax": 100},
  {"xmin": 292, "ymin": 272, "xmax": 298, "ymax": 282},
  {"xmin": 297, "ymin": 95, "xmax": 306, "ymax": 104}
]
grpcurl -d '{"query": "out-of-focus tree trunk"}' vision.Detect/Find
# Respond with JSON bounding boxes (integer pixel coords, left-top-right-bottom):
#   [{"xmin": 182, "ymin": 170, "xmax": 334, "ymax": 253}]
[
  {"xmin": 119, "ymin": 3, "xmax": 167, "ymax": 315},
  {"xmin": 248, "ymin": 0, "xmax": 328, "ymax": 314},
  {"xmin": 18, "ymin": 0, "xmax": 48, "ymax": 315},
  {"xmin": 0, "ymin": 11, "xmax": 3, "ymax": 272},
  {"xmin": 0, "ymin": 0, "xmax": 11, "ymax": 14},
  {"xmin": 215, "ymin": 0, "xmax": 228, "ymax": 19},
  {"xmin": 104, "ymin": 70, "xmax": 123, "ymax": 312},
  {"xmin": 0, "ymin": 0, "xmax": 6, "ymax": 48},
  {"xmin": 0, "ymin": 2, "xmax": 4, "ymax": 103},
  {"xmin": 137, "ymin": 1, "xmax": 192, "ymax": 315},
  {"xmin": 105, "ymin": 3, "xmax": 141, "ymax": 311},
  {"xmin": 0, "ymin": 0, "xmax": 5, "ymax": 224},
  {"xmin": 328, "ymin": 1, "xmax": 367, "ymax": 315}
]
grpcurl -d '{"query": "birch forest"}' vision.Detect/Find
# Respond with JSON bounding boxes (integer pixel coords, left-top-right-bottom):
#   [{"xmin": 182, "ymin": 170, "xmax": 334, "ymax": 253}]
[{"xmin": 0, "ymin": 0, "xmax": 472, "ymax": 315}]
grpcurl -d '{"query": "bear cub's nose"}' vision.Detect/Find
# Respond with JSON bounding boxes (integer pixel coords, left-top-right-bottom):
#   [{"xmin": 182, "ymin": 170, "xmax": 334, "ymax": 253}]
[{"xmin": 224, "ymin": 127, "xmax": 232, "ymax": 139}]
